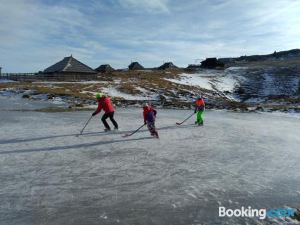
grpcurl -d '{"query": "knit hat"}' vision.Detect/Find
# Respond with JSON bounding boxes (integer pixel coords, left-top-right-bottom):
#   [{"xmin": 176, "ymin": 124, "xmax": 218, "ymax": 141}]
[{"xmin": 95, "ymin": 93, "xmax": 104, "ymax": 99}]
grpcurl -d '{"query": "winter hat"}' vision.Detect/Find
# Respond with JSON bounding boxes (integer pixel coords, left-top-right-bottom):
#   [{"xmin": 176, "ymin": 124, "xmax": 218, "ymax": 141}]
[
  {"xmin": 143, "ymin": 103, "xmax": 149, "ymax": 108},
  {"xmin": 95, "ymin": 93, "xmax": 104, "ymax": 99}
]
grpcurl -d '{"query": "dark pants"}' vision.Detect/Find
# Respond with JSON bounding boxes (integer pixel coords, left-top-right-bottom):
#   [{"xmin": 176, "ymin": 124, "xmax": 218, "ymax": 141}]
[
  {"xmin": 101, "ymin": 112, "xmax": 118, "ymax": 130},
  {"xmin": 147, "ymin": 121, "xmax": 158, "ymax": 136}
]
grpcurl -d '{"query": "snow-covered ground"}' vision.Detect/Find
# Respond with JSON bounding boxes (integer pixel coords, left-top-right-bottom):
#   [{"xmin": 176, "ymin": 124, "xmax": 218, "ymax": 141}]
[
  {"xmin": 261, "ymin": 71, "xmax": 300, "ymax": 97},
  {"xmin": 0, "ymin": 96, "xmax": 300, "ymax": 225},
  {"xmin": 165, "ymin": 68, "xmax": 247, "ymax": 100},
  {"xmin": 101, "ymin": 86, "xmax": 159, "ymax": 100},
  {"xmin": 166, "ymin": 73, "xmax": 214, "ymax": 90},
  {"xmin": 166, "ymin": 66, "xmax": 300, "ymax": 104}
]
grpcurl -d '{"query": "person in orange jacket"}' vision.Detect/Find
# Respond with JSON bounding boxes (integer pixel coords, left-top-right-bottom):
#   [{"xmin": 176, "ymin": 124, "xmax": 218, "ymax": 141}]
[
  {"xmin": 194, "ymin": 96, "xmax": 205, "ymax": 125},
  {"xmin": 92, "ymin": 93, "xmax": 118, "ymax": 131},
  {"xmin": 143, "ymin": 103, "xmax": 159, "ymax": 138}
]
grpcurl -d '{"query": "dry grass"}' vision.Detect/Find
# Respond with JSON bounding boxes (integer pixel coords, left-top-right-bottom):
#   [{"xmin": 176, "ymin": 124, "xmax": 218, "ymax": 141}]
[
  {"xmin": 228, "ymin": 58, "xmax": 300, "ymax": 68},
  {"xmin": 4, "ymin": 69, "xmax": 296, "ymax": 110},
  {"xmin": 93, "ymin": 69, "xmax": 204, "ymax": 99},
  {"xmin": 0, "ymin": 69, "xmax": 221, "ymax": 105},
  {"xmin": 0, "ymin": 82, "xmax": 93, "ymax": 99}
]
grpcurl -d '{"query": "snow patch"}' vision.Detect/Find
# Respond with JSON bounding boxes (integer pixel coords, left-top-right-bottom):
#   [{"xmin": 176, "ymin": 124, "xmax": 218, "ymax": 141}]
[
  {"xmin": 101, "ymin": 87, "xmax": 157, "ymax": 100},
  {"xmin": 81, "ymin": 86, "xmax": 159, "ymax": 101},
  {"xmin": 166, "ymin": 73, "xmax": 213, "ymax": 90},
  {"xmin": 165, "ymin": 69, "xmax": 243, "ymax": 94},
  {"xmin": 165, "ymin": 68, "xmax": 246, "ymax": 101}
]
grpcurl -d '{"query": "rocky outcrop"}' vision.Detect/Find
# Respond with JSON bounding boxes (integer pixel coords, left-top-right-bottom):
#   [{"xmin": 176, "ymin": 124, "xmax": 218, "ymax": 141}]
[{"xmin": 200, "ymin": 58, "xmax": 225, "ymax": 69}]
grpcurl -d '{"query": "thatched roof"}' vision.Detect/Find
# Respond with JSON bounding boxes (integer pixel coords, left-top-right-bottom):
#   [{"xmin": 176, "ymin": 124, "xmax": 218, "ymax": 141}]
[
  {"xmin": 95, "ymin": 64, "xmax": 115, "ymax": 73},
  {"xmin": 128, "ymin": 62, "xmax": 144, "ymax": 70},
  {"xmin": 44, "ymin": 55, "xmax": 96, "ymax": 74},
  {"xmin": 158, "ymin": 62, "xmax": 178, "ymax": 70}
]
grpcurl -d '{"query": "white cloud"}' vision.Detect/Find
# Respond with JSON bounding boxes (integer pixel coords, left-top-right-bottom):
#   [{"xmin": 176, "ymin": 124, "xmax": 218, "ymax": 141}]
[
  {"xmin": 0, "ymin": 0, "xmax": 300, "ymax": 72},
  {"xmin": 118, "ymin": 0, "xmax": 170, "ymax": 13}
]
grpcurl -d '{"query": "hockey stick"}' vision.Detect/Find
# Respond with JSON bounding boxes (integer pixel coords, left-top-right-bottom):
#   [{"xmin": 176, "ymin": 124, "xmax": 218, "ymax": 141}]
[
  {"xmin": 122, "ymin": 124, "xmax": 146, "ymax": 138},
  {"xmin": 176, "ymin": 112, "xmax": 196, "ymax": 125},
  {"xmin": 78, "ymin": 115, "xmax": 93, "ymax": 136}
]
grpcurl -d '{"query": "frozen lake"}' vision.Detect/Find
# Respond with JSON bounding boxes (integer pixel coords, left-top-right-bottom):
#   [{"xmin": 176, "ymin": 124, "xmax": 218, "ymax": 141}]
[{"xmin": 0, "ymin": 96, "xmax": 300, "ymax": 225}]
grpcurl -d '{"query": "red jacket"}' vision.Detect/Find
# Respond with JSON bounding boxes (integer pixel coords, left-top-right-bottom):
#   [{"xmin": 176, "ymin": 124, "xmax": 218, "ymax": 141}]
[
  {"xmin": 195, "ymin": 98, "xmax": 205, "ymax": 112},
  {"xmin": 94, "ymin": 96, "xmax": 115, "ymax": 114},
  {"xmin": 143, "ymin": 106, "xmax": 157, "ymax": 123},
  {"xmin": 196, "ymin": 98, "xmax": 205, "ymax": 107}
]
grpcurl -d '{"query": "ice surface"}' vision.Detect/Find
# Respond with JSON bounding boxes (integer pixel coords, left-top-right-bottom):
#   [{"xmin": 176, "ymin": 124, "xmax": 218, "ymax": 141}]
[
  {"xmin": 0, "ymin": 95, "xmax": 60, "ymax": 111},
  {"xmin": 0, "ymin": 97, "xmax": 300, "ymax": 225}
]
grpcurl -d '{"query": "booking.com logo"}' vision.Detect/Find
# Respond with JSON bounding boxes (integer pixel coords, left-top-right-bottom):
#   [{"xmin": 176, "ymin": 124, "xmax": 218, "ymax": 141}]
[{"xmin": 219, "ymin": 206, "xmax": 296, "ymax": 220}]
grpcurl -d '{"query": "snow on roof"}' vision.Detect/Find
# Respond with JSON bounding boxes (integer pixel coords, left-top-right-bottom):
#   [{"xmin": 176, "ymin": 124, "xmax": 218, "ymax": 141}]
[{"xmin": 44, "ymin": 56, "xmax": 96, "ymax": 74}]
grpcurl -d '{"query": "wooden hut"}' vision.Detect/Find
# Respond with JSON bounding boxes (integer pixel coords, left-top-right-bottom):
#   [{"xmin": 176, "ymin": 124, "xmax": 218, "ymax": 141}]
[
  {"xmin": 43, "ymin": 55, "xmax": 96, "ymax": 80},
  {"xmin": 158, "ymin": 62, "xmax": 178, "ymax": 70},
  {"xmin": 128, "ymin": 62, "xmax": 144, "ymax": 70},
  {"xmin": 95, "ymin": 64, "xmax": 115, "ymax": 73}
]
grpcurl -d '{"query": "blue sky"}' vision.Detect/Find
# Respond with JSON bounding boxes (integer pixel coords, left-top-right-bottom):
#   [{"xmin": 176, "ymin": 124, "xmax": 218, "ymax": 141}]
[{"xmin": 0, "ymin": 0, "xmax": 300, "ymax": 72}]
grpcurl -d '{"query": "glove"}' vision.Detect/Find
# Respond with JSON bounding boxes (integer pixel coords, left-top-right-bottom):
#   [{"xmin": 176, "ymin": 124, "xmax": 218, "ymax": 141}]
[
  {"xmin": 144, "ymin": 121, "xmax": 147, "ymax": 125},
  {"xmin": 92, "ymin": 112, "xmax": 97, "ymax": 116}
]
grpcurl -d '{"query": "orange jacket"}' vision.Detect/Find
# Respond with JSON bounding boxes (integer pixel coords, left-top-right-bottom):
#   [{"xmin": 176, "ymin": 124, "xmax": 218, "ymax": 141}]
[{"xmin": 195, "ymin": 98, "xmax": 205, "ymax": 112}]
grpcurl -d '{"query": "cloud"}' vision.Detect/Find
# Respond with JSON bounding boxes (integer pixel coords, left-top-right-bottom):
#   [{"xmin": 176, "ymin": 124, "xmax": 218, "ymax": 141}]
[
  {"xmin": 0, "ymin": 0, "xmax": 299, "ymax": 72},
  {"xmin": 117, "ymin": 0, "xmax": 170, "ymax": 13}
]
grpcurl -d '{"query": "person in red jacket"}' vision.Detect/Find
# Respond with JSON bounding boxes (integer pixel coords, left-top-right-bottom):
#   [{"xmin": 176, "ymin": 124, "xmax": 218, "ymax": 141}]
[
  {"xmin": 92, "ymin": 93, "xmax": 119, "ymax": 131},
  {"xmin": 143, "ymin": 103, "xmax": 159, "ymax": 138},
  {"xmin": 194, "ymin": 96, "xmax": 205, "ymax": 126}
]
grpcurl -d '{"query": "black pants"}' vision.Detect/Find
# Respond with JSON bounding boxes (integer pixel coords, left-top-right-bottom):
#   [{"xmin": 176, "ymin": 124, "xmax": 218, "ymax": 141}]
[{"xmin": 101, "ymin": 112, "xmax": 118, "ymax": 130}]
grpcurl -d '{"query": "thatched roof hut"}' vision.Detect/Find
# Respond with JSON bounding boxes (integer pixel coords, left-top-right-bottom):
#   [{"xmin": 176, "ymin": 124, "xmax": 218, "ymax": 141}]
[
  {"xmin": 43, "ymin": 55, "xmax": 96, "ymax": 80},
  {"xmin": 44, "ymin": 55, "xmax": 96, "ymax": 74},
  {"xmin": 95, "ymin": 64, "xmax": 115, "ymax": 73},
  {"xmin": 128, "ymin": 62, "xmax": 144, "ymax": 70},
  {"xmin": 158, "ymin": 62, "xmax": 178, "ymax": 70}
]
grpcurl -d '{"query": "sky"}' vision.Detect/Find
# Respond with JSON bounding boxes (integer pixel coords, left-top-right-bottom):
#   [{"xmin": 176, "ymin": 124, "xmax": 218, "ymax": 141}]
[{"xmin": 0, "ymin": 0, "xmax": 300, "ymax": 72}]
